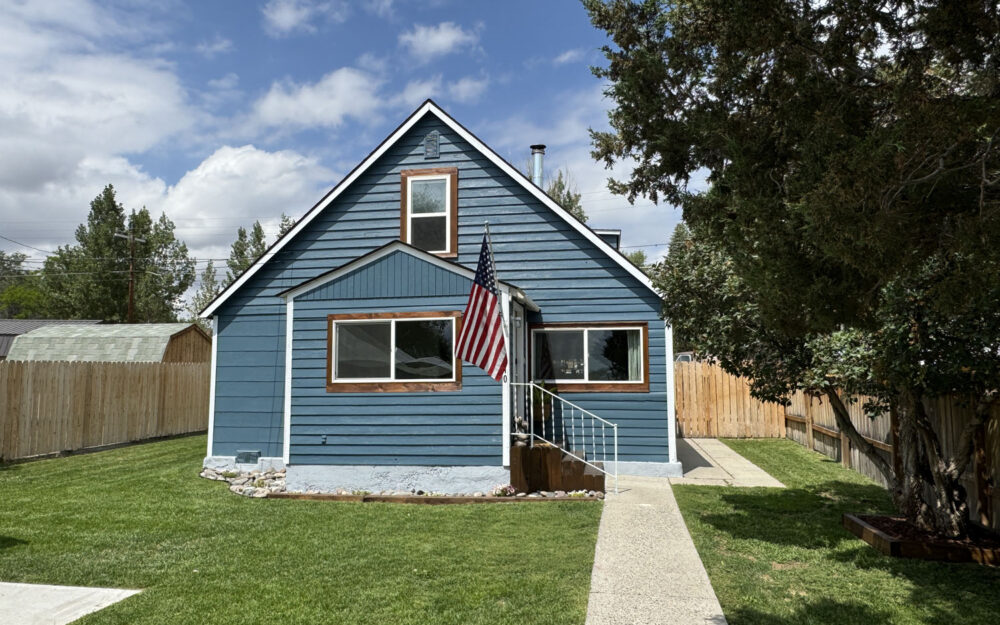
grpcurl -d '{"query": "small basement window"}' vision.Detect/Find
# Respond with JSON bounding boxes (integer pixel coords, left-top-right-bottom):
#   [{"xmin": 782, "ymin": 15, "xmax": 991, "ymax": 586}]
[
  {"xmin": 531, "ymin": 323, "xmax": 649, "ymax": 392},
  {"xmin": 400, "ymin": 168, "xmax": 458, "ymax": 257},
  {"xmin": 327, "ymin": 311, "xmax": 462, "ymax": 392}
]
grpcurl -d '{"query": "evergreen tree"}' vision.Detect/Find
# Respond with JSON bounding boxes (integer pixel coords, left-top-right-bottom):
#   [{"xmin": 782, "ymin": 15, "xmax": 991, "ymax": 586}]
[
  {"xmin": 277, "ymin": 213, "xmax": 296, "ymax": 238},
  {"xmin": 226, "ymin": 220, "xmax": 268, "ymax": 283},
  {"xmin": 40, "ymin": 185, "xmax": 194, "ymax": 322},
  {"xmin": 188, "ymin": 260, "xmax": 221, "ymax": 322}
]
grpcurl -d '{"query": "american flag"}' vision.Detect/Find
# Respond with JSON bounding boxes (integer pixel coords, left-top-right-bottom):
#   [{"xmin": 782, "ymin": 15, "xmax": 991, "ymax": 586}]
[{"xmin": 456, "ymin": 233, "xmax": 507, "ymax": 382}]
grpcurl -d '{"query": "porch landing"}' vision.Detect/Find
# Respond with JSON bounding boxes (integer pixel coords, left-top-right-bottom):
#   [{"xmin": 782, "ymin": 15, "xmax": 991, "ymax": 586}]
[{"xmin": 585, "ymin": 475, "xmax": 726, "ymax": 625}]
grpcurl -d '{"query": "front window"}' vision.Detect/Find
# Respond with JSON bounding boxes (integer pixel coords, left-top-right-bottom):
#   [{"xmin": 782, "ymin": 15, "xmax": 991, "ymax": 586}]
[
  {"xmin": 531, "ymin": 323, "xmax": 648, "ymax": 392},
  {"xmin": 401, "ymin": 168, "xmax": 458, "ymax": 256},
  {"xmin": 328, "ymin": 311, "xmax": 462, "ymax": 392}
]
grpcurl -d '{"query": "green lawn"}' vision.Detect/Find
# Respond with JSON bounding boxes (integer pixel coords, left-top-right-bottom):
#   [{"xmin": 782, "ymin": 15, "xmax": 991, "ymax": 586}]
[
  {"xmin": 0, "ymin": 435, "xmax": 601, "ymax": 625},
  {"xmin": 673, "ymin": 439, "xmax": 1000, "ymax": 625}
]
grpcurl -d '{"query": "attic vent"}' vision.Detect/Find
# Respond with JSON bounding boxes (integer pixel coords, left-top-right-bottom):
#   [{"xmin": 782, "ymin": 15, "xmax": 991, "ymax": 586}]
[{"xmin": 423, "ymin": 131, "xmax": 440, "ymax": 159}]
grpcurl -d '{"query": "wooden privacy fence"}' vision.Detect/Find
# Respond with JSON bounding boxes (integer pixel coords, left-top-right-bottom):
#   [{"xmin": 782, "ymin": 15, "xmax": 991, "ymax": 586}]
[
  {"xmin": 0, "ymin": 361, "xmax": 209, "ymax": 462},
  {"xmin": 675, "ymin": 361, "xmax": 785, "ymax": 437},
  {"xmin": 675, "ymin": 360, "xmax": 999, "ymax": 529}
]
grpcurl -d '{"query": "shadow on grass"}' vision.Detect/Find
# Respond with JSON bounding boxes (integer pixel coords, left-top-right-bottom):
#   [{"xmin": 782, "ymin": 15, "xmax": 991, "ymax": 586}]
[
  {"xmin": 729, "ymin": 598, "xmax": 894, "ymax": 625},
  {"xmin": 0, "ymin": 536, "xmax": 27, "ymax": 550},
  {"xmin": 695, "ymin": 480, "xmax": 892, "ymax": 550}
]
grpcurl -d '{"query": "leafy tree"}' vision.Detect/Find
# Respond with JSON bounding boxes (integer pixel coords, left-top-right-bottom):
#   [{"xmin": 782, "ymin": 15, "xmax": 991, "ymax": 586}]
[
  {"xmin": 546, "ymin": 169, "xmax": 587, "ymax": 222},
  {"xmin": 226, "ymin": 221, "xmax": 268, "ymax": 284},
  {"xmin": 588, "ymin": 0, "xmax": 1000, "ymax": 537},
  {"xmin": 0, "ymin": 283, "xmax": 49, "ymax": 319},
  {"xmin": 624, "ymin": 249, "xmax": 646, "ymax": 267},
  {"xmin": 41, "ymin": 185, "xmax": 195, "ymax": 322}
]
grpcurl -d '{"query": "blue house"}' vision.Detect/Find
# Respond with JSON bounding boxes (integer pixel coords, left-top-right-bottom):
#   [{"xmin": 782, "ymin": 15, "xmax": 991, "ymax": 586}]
[{"xmin": 201, "ymin": 101, "xmax": 680, "ymax": 493}]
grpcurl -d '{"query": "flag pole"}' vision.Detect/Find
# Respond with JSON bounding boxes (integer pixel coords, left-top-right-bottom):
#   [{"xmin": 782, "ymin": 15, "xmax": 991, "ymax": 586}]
[{"xmin": 484, "ymin": 221, "xmax": 509, "ymax": 383}]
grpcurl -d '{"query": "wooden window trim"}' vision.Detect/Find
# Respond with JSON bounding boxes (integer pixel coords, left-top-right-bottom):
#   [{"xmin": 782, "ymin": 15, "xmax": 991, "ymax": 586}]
[
  {"xmin": 400, "ymin": 168, "xmax": 459, "ymax": 258},
  {"xmin": 327, "ymin": 311, "xmax": 463, "ymax": 393},
  {"xmin": 528, "ymin": 321, "xmax": 650, "ymax": 393}
]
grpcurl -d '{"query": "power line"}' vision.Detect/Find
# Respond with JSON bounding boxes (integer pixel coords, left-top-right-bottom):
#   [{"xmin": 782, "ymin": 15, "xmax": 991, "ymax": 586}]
[{"xmin": 0, "ymin": 234, "xmax": 55, "ymax": 256}]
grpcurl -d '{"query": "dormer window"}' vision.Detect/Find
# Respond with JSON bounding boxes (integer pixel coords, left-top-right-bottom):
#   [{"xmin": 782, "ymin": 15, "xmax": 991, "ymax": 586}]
[{"xmin": 400, "ymin": 168, "xmax": 458, "ymax": 257}]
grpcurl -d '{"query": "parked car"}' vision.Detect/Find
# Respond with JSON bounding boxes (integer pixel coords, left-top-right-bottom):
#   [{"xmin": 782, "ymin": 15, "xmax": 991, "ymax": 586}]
[{"xmin": 675, "ymin": 352, "xmax": 695, "ymax": 363}]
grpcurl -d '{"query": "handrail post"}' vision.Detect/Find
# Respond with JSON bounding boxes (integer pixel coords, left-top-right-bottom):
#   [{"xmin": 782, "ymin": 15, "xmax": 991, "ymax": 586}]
[
  {"xmin": 529, "ymin": 384, "xmax": 534, "ymax": 448},
  {"xmin": 614, "ymin": 424, "xmax": 619, "ymax": 494}
]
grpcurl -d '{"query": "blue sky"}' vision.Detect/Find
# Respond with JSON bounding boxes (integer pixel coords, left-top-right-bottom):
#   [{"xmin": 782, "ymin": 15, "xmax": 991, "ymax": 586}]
[{"xmin": 0, "ymin": 0, "xmax": 684, "ymax": 279}]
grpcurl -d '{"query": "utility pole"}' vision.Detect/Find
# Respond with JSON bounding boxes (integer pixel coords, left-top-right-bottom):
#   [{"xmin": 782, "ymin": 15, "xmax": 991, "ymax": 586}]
[{"xmin": 114, "ymin": 226, "xmax": 146, "ymax": 324}]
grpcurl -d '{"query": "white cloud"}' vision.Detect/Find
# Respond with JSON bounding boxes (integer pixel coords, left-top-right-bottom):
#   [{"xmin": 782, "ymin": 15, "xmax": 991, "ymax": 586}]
[
  {"xmin": 392, "ymin": 75, "xmax": 442, "ymax": 108},
  {"xmin": 261, "ymin": 0, "xmax": 350, "ymax": 37},
  {"xmin": 364, "ymin": 0, "xmax": 395, "ymax": 18},
  {"xmin": 553, "ymin": 48, "xmax": 585, "ymax": 65},
  {"xmin": 250, "ymin": 67, "xmax": 385, "ymax": 131},
  {"xmin": 195, "ymin": 35, "xmax": 234, "ymax": 58},
  {"xmin": 161, "ymin": 145, "xmax": 335, "ymax": 257},
  {"xmin": 448, "ymin": 75, "xmax": 489, "ymax": 103},
  {"xmin": 398, "ymin": 22, "xmax": 479, "ymax": 63}
]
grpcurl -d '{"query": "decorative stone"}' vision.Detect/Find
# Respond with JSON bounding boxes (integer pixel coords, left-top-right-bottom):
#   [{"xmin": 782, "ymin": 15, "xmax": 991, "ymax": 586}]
[{"xmin": 554, "ymin": 490, "xmax": 567, "ymax": 497}]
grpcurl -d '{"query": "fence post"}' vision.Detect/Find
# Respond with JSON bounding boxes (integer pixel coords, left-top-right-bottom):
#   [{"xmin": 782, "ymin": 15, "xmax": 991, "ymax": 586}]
[
  {"xmin": 805, "ymin": 395, "xmax": 814, "ymax": 452},
  {"xmin": 890, "ymin": 404, "xmax": 902, "ymax": 483}
]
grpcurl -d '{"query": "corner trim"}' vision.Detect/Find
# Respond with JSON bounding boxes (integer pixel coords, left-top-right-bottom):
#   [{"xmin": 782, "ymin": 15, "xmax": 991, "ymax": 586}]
[
  {"xmin": 283, "ymin": 299, "xmax": 293, "ymax": 464},
  {"xmin": 206, "ymin": 315, "xmax": 218, "ymax": 457}
]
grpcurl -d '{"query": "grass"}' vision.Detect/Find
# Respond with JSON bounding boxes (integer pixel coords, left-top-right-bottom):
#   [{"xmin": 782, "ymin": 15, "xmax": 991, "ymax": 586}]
[
  {"xmin": 0, "ymin": 435, "xmax": 601, "ymax": 625},
  {"xmin": 672, "ymin": 439, "xmax": 1000, "ymax": 625}
]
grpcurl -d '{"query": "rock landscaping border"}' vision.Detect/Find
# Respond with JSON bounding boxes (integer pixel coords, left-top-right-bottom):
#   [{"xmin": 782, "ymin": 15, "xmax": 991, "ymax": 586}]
[{"xmin": 200, "ymin": 467, "xmax": 603, "ymax": 503}]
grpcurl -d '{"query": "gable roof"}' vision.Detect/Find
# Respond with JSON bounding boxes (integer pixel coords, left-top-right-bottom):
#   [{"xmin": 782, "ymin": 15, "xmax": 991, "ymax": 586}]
[
  {"xmin": 278, "ymin": 240, "xmax": 539, "ymax": 311},
  {"xmin": 5, "ymin": 323, "xmax": 206, "ymax": 362},
  {"xmin": 200, "ymin": 99, "xmax": 656, "ymax": 318}
]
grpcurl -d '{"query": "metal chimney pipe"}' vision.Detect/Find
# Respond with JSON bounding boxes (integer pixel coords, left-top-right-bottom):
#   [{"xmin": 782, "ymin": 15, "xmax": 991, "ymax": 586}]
[{"xmin": 530, "ymin": 144, "xmax": 546, "ymax": 187}]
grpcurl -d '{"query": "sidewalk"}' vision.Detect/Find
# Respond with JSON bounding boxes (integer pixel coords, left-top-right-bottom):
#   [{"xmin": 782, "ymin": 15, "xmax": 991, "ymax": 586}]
[
  {"xmin": 671, "ymin": 438, "xmax": 785, "ymax": 488},
  {"xmin": 0, "ymin": 582, "xmax": 139, "ymax": 625},
  {"xmin": 585, "ymin": 475, "xmax": 727, "ymax": 625}
]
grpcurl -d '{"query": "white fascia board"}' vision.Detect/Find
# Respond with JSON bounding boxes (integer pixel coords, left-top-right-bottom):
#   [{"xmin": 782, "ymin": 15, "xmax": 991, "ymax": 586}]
[{"xmin": 201, "ymin": 100, "xmax": 655, "ymax": 318}]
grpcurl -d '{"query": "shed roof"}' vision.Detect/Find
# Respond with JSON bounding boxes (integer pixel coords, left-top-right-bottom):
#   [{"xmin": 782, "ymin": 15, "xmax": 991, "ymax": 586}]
[
  {"xmin": 0, "ymin": 319, "xmax": 102, "ymax": 359},
  {"xmin": 5, "ymin": 323, "xmax": 198, "ymax": 362}
]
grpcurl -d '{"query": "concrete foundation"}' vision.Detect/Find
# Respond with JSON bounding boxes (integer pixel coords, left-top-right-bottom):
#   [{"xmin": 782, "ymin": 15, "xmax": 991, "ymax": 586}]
[
  {"xmin": 285, "ymin": 464, "xmax": 510, "ymax": 494},
  {"xmin": 204, "ymin": 456, "xmax": 286, "ymax": 473},
  {"xmin": 617, "ymin": 460, "xmax": 684, "ymax": 478}
]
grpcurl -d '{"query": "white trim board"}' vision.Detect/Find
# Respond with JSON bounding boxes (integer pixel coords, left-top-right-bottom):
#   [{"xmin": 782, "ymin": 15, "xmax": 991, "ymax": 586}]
[{"xmin": 200, "ymin": 99, "xmax": 655, "ymax": 319}]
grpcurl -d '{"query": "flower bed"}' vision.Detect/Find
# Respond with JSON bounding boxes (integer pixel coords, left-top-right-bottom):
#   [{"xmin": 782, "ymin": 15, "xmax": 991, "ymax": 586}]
[{"xmin": 843, "ymin": 514, "xmax": 1000, "ymax": 566}]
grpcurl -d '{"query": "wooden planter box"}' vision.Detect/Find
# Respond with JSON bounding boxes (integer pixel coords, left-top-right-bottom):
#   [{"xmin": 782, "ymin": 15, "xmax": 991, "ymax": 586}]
[{"xmin": 843, "ymin": 514, "xmax": 1000, "ymax": 566}]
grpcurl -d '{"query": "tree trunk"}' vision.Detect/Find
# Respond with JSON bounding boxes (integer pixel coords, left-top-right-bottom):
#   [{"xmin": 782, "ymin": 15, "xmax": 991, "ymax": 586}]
[{"xmin": 823, "ymin": 388, "xmax": 894, "ymax": 484}]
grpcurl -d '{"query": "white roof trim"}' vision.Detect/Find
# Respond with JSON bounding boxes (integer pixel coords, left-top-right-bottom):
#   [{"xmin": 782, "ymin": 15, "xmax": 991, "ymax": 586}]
[
  {"xmin": 280, "ymin": 241, "xmax": 538, "ymax": 311},
  {"xmin": 200, "ymin": 100, "xmax": 654, "ymax": 318}
]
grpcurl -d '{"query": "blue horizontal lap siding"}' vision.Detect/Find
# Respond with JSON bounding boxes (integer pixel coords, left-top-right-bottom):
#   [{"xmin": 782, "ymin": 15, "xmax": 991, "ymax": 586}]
[
  {"xmin": 211, "ymin": 115, "xmax": 669, "ymax": 464},
  {"xmin": 290, "ymin": 250, "xmax": 503, "ymax": 465}
]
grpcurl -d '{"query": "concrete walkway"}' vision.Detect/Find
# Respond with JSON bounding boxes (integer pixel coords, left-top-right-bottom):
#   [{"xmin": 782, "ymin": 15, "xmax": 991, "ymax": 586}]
[
  {"xmin": 585, "ymin": 475, "xmax": 727, "ymax": 625},
  {"xmin": 670, "ymin": 438, "xmax": 784, "ymax": 488},
  {"xmin": 0, "ymin": 582, "xmax": 139, "ymax": 625}
]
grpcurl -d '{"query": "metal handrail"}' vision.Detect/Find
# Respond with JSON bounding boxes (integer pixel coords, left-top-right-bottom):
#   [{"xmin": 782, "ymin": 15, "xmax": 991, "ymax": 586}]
[{"xmin": 511, "ymin": 381, "xmax": 618, "ymax": 493}]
